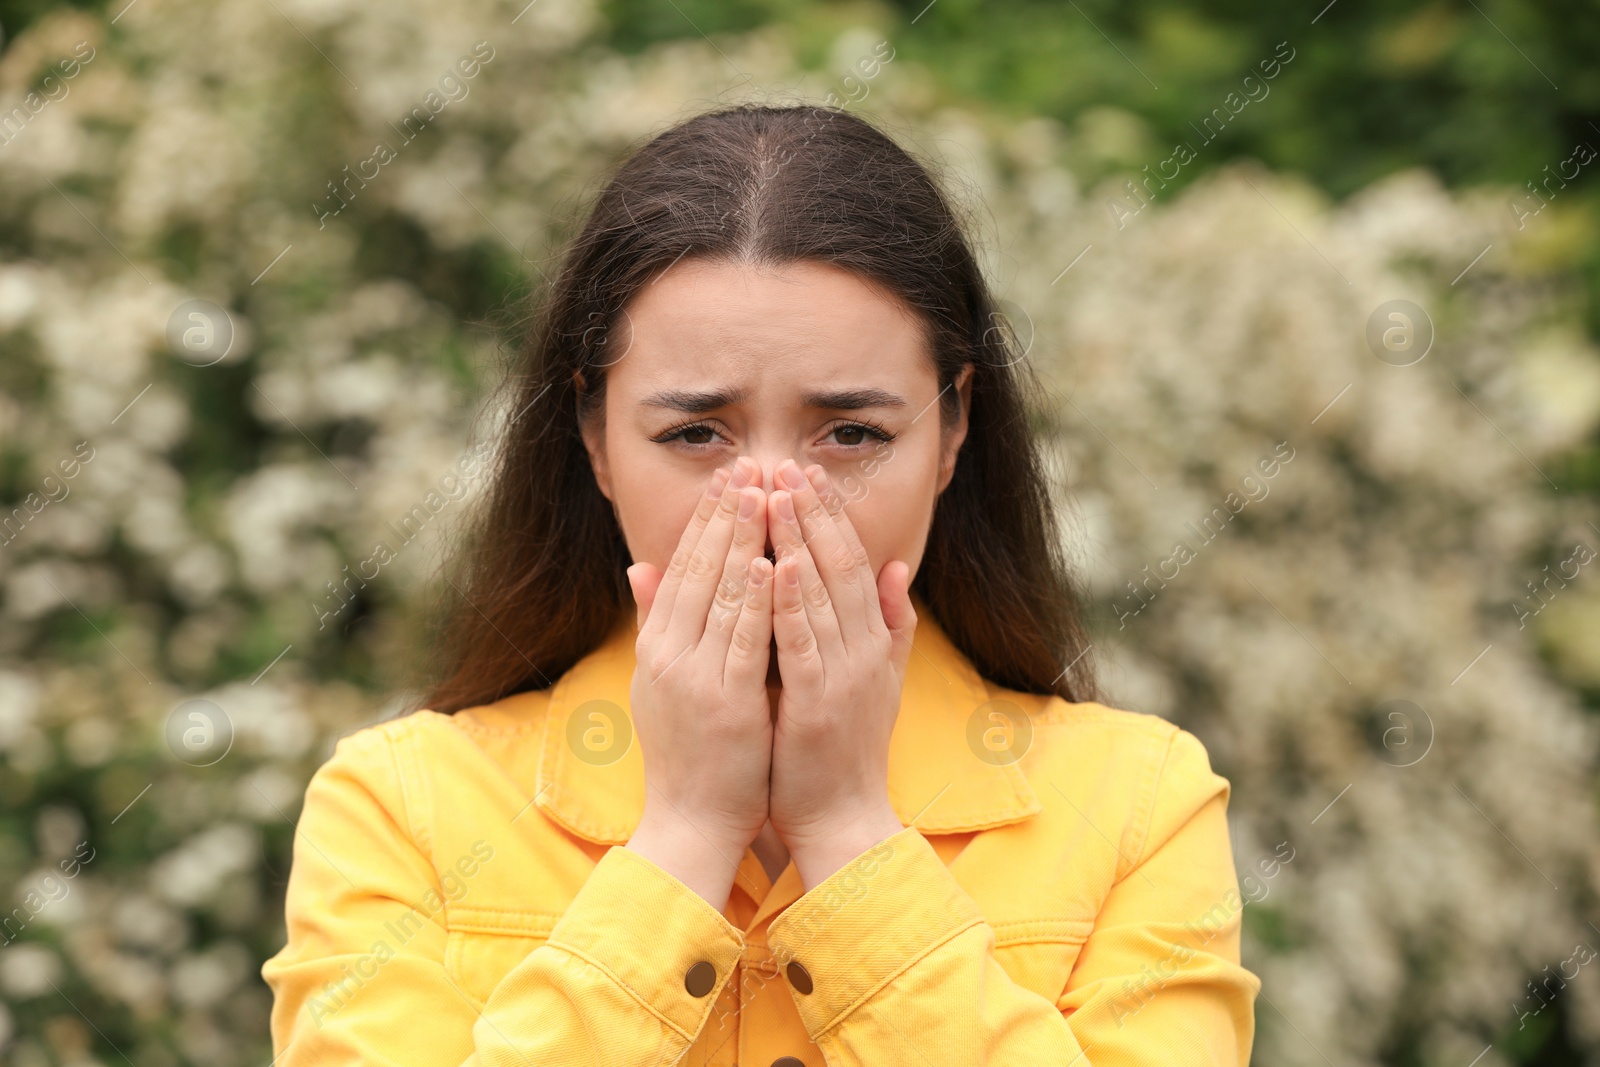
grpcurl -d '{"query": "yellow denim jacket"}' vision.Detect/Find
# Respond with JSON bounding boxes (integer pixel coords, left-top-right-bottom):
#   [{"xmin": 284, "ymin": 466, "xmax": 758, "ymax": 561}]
[{"xmin": 262, "ymin": 595, "xmax": 1260, "ymax": 1065}]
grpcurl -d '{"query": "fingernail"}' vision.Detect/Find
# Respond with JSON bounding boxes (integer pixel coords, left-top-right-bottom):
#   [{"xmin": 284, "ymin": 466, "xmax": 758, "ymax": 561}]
[
  {"xmin": 731, "ymin": 458, "xmax": 752, "ymax": 489},
  {"xmin": 749, "ymin": 558, "xmax": 767, "ymax": 588},
  {"xmin": 806, "ymin": 465, "xmax": 829, "ymax": 496},
  {"xmin": 706, "ymin": 468, "xmax": 729, "ymax": 499},
  {"xmin": 779, "ymin": 461, "xmax": 806, "ymax": 490},
  {"xmin": 777, "ymin": 491, "xmax": 796, "ymax": 522},
  {"xmin": 738, "ymin": 488, "xmax": 758, "ymax": 519}
]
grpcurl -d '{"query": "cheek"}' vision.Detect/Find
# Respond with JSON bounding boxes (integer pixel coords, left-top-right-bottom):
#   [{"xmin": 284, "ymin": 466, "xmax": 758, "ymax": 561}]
[
  {"xmin": 828, "ymin": 458, "xmax": 934, "ymax": 579},
  {"xmin": 611, "ymin": 450, "xmax": 705, "ymax": 570}
]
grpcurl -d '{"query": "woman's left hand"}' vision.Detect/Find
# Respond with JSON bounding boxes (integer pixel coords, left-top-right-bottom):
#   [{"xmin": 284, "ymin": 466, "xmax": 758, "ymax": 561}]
[{"xmin": 766, "ymin": 458, "xmax": 917, "ymax": 890}]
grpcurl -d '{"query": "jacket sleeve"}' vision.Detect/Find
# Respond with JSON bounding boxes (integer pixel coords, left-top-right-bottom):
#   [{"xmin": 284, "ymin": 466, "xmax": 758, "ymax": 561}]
[
  {"xmin": 762, "ymin": 726, "xmax": 1261, "ymax": 1065},
  {"xmin": 260, "ymin": 726, "xmax": 747, "ymax": 1066}
]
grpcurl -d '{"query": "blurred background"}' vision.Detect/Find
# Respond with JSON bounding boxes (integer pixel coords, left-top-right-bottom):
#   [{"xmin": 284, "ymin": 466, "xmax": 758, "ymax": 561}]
[{"xmin": 1, "ymin": 0, "xmax": 1598, "ymax": 1063}]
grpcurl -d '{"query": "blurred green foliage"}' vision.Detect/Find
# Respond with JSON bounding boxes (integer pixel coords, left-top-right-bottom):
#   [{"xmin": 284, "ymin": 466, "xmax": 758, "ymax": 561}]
[
  {"xmin": 6, "ymin": 1, "xmax": 1595, "ymax": 333},
  {"xmin": 1, "ymin": 1, "xmax": 1597, "ymax": 1064},
  {"xmin": 593, "ymin": 0, "xmax": 1598, "ymax": 191},
  {"xmin": 598, "ymin": 0, "xmax": 1600, "ymax": 336}
]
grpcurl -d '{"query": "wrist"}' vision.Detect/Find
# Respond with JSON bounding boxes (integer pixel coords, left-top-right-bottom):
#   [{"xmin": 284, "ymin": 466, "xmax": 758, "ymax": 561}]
[
  {"xmin": 626, "ymin": 810, "xmax": 746, "ymax": 912},
  {"xmin": 785, "ymin": 802, "xmax": 904, "ymax": 892}
]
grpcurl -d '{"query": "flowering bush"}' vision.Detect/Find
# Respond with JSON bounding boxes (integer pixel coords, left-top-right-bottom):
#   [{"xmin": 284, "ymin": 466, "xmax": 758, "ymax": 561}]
[{"xmin": 0, "ymin": 1, "xmax": 1595, "ymax": 1064}]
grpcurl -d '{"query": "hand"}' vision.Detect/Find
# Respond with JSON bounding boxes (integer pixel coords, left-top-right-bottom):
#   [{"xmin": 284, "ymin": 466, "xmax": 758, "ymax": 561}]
[
  {"xmin": 624, "ymin": 456, "xmax": 775, "ymax": 909},
  {"xmin": 765, "ymin": 458, "xmax": 915, "ymax": 890}
]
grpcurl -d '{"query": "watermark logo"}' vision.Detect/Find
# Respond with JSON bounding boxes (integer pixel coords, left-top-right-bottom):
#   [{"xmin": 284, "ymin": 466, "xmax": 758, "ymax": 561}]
[
  {"xmin": 165, "ymin": 698, "xmax": 234, "ymax": 767},
  {"xmin": 1371, "ymin": 698, "xmax": 1433, "ymax": 768},
  {"xmin": 965, "ymin": 698, "xmax": 1033, "ymax": 765},
  {"xmin": 166, "ymin": 300, "xmax": 236, "ymax": 367},
  {"xmin": 565, "ymin": 698, "xmax": 631, "ymax": 766},
  {"xmin": 1365, "ymin": 299, "xmax": 1433, "ymax": 366}
]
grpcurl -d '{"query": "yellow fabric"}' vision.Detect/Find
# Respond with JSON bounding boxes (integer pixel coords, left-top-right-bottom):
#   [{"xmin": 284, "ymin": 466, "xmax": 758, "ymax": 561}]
[{"xmin": 262, "ymin": 593, "xmax": 1260, "ymax": 1064}]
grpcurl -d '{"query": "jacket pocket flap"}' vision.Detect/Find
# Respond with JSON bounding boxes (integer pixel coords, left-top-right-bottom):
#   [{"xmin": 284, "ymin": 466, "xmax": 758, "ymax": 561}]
[
  {"xmin": 992, "ymin": 918, "xmax": 1095, "ymax": 1000},
  {"xmin": 444, "ymin": 908, "xmax": 561, "ymax": 1008}
]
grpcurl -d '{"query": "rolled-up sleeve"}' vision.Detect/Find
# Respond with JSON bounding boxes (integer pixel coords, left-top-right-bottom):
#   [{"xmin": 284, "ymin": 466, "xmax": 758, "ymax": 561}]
[
  {"xmin": 762, "ymin": 727, "xmax": 1260, "ymax": 1065},
  {"xmin": 261, "ymin": 726, "xmax": 747, "ymax": 1066}
]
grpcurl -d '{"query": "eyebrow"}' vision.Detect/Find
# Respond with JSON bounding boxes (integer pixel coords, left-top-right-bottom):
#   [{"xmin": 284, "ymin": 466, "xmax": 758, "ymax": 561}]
[{"xmin": 640, "ymin": 386, "xmax": 909, "ymax": 413}]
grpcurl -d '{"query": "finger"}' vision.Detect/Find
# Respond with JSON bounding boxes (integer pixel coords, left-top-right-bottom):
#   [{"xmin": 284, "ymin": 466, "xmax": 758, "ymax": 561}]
[
  {"xmin": 770, "ymin": 552, "xmax": 822, "ymax": 696},
  {"xmin": 626, "ymin": 562, "xmax": 664, "ymax": 631},
  {"xmin": 768, "ymin": 488, "xmax": 845, "ymax": 664},
  {"xmin": 877, "ymin": 559, "xmax": 918, "ymax": 684},
  {"xmin": 702, "ymin": 482, "xmax": 768, "ymax": 664},
  {"xmin": 643, "ymin": 465, "xmax": 730, "ymax": 641},
  {"xmin": 723, "ymin": 555, "xmax": 774, "ymax": 693},
  {"xmin": 662, "ymin": 456, "xmax": 757, "ymax": 656},
  {"xmin": 774, "ymin": 461, "xmax": 871, "ymax": 654},
  {"xmin": 804, "ymin": 463, "xmax": 884, "ymax": 621}
]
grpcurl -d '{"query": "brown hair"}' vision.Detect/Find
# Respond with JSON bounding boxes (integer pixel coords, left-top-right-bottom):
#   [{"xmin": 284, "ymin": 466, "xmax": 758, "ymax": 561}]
[{"xmin": 418, "ymin": 103, "xmax": 1100, "ymax": 713}]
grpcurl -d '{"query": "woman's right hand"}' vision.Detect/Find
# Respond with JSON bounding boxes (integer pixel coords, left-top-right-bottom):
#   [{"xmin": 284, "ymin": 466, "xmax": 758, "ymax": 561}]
[{"xmin": 623, "ymin": 455, "xmax": 775, "ymax": 910}]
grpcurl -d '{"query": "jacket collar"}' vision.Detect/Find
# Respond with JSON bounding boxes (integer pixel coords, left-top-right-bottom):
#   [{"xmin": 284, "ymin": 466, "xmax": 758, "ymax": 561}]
[{"xmin": 533, "ymin": 590, "xmax": 1042, "ymax": 846}]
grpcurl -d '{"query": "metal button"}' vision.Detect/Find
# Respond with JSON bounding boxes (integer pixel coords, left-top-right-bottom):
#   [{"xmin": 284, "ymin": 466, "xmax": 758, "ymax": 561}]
[
  {"xmin": 772, "ymin": 1059, "xmax": 806, "ymax": 1067},
  {"xmin": 684, "ymin": 961, "xmax": 716, "ymax": 997},
  {"xmin": 785, "ymin": 960, "xmax": 813, "ymax": 995}
]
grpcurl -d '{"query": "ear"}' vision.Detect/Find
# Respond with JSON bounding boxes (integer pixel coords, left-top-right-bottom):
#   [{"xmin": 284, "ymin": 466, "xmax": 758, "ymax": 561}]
[
  {"xmin": 577, "ymin": 385, "xmax": 613, "ymax": 502},
  {"xmin": 935, "ymin": 362, "xmax": 974, "ymax": 495}
]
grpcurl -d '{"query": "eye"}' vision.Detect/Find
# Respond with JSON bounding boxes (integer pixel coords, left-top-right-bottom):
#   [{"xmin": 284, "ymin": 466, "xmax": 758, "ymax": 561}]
[
  {"xmin": 826, "ymin": 419, "xmax": 896, "ymax": 447},
  {"xmin": 649, "ymin": 420, "xmax": 727, "ymax": 447},
  {"xmin": 648, "ymin": 418, "xmax": 898, "ymax": 450}
]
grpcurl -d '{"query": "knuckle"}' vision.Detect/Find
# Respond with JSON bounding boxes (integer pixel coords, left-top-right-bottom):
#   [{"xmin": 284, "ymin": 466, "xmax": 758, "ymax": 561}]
[
  {"xmin": 803, "ymin": 579, "xmax": 830, "ymax": 614},
  {"xmin": 728, "ymin": 622, "xmax": 763, "ymax": 658},
  {"xmin": 850, "ymin": 540, "xmax": 871, "ymax": 569},
  {"xmin": 645, "ymin": 650, "xmax": 675, "ymax": 680},
  {"xmin": 711, "ymin": 576, "xmax": 744, "ymax": 621},
  {"xmin": 685, "ymin": 547, "xmax": 720, "ymax": 582}
]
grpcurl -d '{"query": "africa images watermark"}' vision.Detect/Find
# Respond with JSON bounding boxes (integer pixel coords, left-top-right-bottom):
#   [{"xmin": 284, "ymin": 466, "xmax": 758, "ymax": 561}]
[
  {"xmin": 1, "ymin": 839, "xmax": 99, "ymax": 948},
  {"xmin": 0, "ymin": 39, "xmax": 96, "ymax": 150},
  {"xmin": 310, "ymin": 439, "xmax": 493, "ymax": 630},
  {"xmin": 1507, "ymin": 136, "xmax": 1597, "ymax": 231},
  {"xmin": 1511, "ymin": 937, "xmax": 1596, "ymax": 1032},
  {"xmin": 1106, "ymin": 40, "xmax": 1297, "ymax": 230},
  {"xmin": 736, "ymin": 37, "xmax": 896, "ymax": 197},
  {"xmin": 313, "ymin": 41, "xmax": 497, "ymax": 229},
  {"xmin": 1108, "ymin": 839, "xmax": 1296, "ymax": 1028},
  {"xmin": 0, "ymin": 440, "xmax": 96, "ymax": 548},
  {"xmin": 1511, "ymin": 539, "xmax": 1594, "ymax": 630},
  {"xmin": 306, "ymin": 839, "xmax": 496, "ymax": 1028},
  {"xmin": 707, "ymin": 837, "xmax": 897, "ymax": 1049},
  {"xmin": 1112, "ymin": 440, "xmax": 1297, "ymax": 629}
]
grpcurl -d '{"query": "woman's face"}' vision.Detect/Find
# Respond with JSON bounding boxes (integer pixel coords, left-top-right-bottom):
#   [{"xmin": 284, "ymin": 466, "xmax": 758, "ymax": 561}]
[{"xmin": 581, "ymin": 256, "xmax": 972, "ymax": 658}]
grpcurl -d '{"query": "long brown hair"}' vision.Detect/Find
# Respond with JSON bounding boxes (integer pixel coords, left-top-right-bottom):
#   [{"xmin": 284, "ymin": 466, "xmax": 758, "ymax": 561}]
[{"xmin": 418, "ymin": 103, "xmax": 1100, "ymax": 713}]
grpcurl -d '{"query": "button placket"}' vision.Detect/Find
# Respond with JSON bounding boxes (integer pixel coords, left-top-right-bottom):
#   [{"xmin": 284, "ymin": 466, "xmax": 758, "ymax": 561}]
[{"xmin": 745, "ymin": 952, "xmax": 781, "ymax": 981}]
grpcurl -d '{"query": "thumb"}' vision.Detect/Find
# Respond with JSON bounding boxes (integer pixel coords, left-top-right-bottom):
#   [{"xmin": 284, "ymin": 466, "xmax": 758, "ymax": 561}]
[
  {"xmin": 625, "ymin": 562, "xmax": 663, "ymax": 631},
  {"xmin": 877, "ymin": 560, "xmax": 917, "ymax": 681}
]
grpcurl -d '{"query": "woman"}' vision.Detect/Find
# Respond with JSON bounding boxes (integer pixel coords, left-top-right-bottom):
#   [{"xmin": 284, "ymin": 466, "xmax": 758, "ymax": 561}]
[{"xmin": 262, "ymin": 103, "xmax": 1260, "ymax": 1065}]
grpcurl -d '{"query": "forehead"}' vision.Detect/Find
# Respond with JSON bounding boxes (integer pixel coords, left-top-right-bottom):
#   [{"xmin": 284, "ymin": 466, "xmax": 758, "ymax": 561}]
[{"xmin": 609, "ymin": 257, "xmax": 931, "ymax": 395}]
